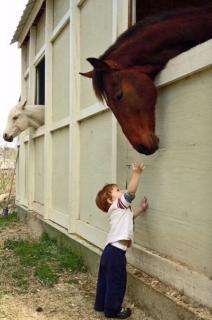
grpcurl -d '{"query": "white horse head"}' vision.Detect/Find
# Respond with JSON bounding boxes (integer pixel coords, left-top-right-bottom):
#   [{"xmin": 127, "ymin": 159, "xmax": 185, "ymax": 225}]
[{"xmin": 3, "ymin": 100, "xmax": 45, "ymax": 142}]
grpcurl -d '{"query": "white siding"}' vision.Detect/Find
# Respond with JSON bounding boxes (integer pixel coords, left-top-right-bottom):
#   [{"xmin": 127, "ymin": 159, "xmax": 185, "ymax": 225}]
[
  {"xmin": 34, "ymin": 136, "xmax": 44, "ymax": 205},
  {"xmin": 80, "ymin": 0, "xmax": 113, "ymax": 109},
  {"xmin": 50, "ymin": 127, "xmax": 69, "ymax": 227},
  {"xmin": 118, "ymin": 69, "xmax": 212, "ymax": 278},
  {"xmin": 52, "ymin": 23, "xmax": 70, "ymax": 122},
  {"xmin": 36, "ymin": 9, "xmax": 45, "ymax": 54},
  {"xmin": 53, "ymin": 0, "xmax": 70, "ymax": 28},
  {"xmin": 79, "ymin": 111, "xmax": 111, "ymax": 232}
]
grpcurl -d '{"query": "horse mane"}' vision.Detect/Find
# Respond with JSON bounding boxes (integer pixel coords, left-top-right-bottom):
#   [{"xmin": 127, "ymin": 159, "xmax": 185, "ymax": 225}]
[
  {"xmin": 93, "ymin": 5, "xmax": 212, "ymax": 102},
  {"xmin": 94, "ymin": 8, "xmax": 192, "ymax": 102},
  {"xmin": 24, "ymin": 104, "xmax": 45, "ymax": 125},
  {"xmin": 92, "ymin": 70, "xmax": 106, "ymax": 102},
  {"xmin": 100, "ymin": 5, "xmax": 212, "ymax": 60}
]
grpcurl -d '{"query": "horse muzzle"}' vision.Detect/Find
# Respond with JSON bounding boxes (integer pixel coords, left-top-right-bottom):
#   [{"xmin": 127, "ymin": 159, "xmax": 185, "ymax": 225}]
[
  {"xmin": 136, "ymin": 135, "xmax": 159, "ymax": 155},
  {"xmin": 136, "ymin": 144, "xmax": 158, "ymax": 155},
  {"xmin": 3, "ymin": 133, "xmax": 13, "ymax": 142}
]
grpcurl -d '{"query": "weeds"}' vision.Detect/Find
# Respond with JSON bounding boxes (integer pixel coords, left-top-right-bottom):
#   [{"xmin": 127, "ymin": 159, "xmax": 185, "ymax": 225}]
[
  {"xmin": 0, "ymin": 212, "xmax": 18, "ymax": 228},
  {"xmin": 35, "ymin": 263, "xmax": 59, "ymax": 286},
  {"xmin": 3, "ymin": 233, "xmax": 87, "ymax": 290},
  {"xmin": 0, "ymin": 143, "xmax": 16, "ymax": 211},
  {"xmin": 12, "ymin": 268, "xmax": 29, "ymax": 291}
]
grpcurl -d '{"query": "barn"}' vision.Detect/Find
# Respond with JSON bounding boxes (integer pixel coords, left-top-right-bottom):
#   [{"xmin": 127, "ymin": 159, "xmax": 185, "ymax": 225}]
[{"xmin": 11, "ymin": 0, "xmax": 212, "ymax": 318}]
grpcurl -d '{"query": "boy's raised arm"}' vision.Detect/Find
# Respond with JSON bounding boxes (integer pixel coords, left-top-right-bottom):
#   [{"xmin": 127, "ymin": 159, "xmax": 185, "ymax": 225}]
[{"xmin": 127, "ymin": 163, "xmax": 145, "ymax": 194}]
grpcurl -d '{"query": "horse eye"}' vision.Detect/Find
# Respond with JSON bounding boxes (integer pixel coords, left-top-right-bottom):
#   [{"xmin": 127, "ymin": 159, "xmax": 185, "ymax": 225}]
[
  {"xmin": 13, "ymin": 116, "xmax": 18, "ymax": 120},
  {"xmin": 115, "ymin": 91, "xmax": 123, "ymax": 100}
]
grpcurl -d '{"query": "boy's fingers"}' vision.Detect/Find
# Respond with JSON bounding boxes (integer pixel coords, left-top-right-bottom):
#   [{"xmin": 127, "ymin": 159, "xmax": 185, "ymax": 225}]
[
  {"xmin": 132, "ymin": 162, "xmax": 145, "ymax": 170},
  {"xmin": 139, "ymin": 163, "xmax": 145, "ymax": 170}
]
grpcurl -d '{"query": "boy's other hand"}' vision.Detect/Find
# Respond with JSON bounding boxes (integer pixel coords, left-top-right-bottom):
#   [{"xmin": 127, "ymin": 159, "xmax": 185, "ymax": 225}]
[
  {"xmin": 141, "ymin": 196, "xmax": 148, "ymax": 211},
  {"xmin": 133, "ymin": 196, "xmax": 149, "ymax": 218}
]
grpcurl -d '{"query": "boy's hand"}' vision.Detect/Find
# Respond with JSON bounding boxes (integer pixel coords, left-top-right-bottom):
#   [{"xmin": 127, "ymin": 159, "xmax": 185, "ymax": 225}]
[
  {"xmin": 133, "ymin": 196, "xmax": 149, "ymax": 218},
  {"xmin": 140, "ymin": 196, "xmax": 148, "ymax": 212},
  {"xmin": 132, "ymin": 163, "xmax": 145, "ymax": 175},
  {"xmin": 127, "ymin": 163, "xmax": 145, "ymax": 194}
]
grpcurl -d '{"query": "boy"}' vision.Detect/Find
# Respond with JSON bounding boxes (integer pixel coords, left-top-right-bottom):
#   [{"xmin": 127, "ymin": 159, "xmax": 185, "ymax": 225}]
[{"xmin": 94, "ymin": 163, "xmax": 148, "ymax": 319}]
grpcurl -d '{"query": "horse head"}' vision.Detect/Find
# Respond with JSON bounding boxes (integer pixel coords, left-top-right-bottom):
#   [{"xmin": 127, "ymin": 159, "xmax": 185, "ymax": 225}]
[
  {"xmin": 81, "ymin": 58, "xmax": 159, "ymax": 155},
  {"xmin": 3, "ymin": 101, "xmax": 45, "ymax": 142},
  {"xmin": 3, "ymin": 101, "xmax": 29, "ymax": 142}
]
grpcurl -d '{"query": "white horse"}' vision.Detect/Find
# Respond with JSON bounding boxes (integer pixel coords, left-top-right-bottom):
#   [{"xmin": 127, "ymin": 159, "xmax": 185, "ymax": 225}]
[{"xmin": 3, "ymin": 101, "xmax": 45, "ymax": 142}]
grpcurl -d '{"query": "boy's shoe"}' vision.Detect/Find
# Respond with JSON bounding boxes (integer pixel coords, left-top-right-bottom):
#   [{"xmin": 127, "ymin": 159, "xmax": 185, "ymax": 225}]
[
  {"xmin": 114, "ymin": 308, "xmax": 132, "ymax": 319},
  {"xmin": 94, "ymin": 306, "xmax": 104, "ymax": 312}
]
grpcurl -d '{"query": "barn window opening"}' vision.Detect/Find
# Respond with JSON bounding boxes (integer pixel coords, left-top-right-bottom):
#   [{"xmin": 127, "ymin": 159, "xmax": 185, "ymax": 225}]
[
  {"xmin": 35, "ymin": 57, "xmax": 45, "ymax": 105},
  {"xmin": 134, "ymin": 0, "xmax": 212, "ymax": 23}
]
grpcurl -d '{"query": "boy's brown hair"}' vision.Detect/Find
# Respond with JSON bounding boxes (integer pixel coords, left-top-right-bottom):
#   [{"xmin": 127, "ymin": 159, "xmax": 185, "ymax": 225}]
[{"xmin": 96, "ymin": 184, "xmax": 117, "ymax": 212}]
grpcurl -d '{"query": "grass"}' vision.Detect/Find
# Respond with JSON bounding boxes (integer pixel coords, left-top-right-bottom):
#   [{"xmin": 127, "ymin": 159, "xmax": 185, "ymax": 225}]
[
  {"xmin": 12, "ymin": 268, "xmax": 29, "ymax": 291},
  {"xmin": 0, "ymin": 212, "xmax": 18, "ymax": 228},
  {"xmin": 4, "ymin": 232, "xmax": 87, "ymax": 289}
]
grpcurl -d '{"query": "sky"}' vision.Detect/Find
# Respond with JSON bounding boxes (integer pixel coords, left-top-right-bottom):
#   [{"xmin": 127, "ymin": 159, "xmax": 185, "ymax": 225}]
[{"xmin": 0, "ymin": 0, "xmax": 28, "ymax": 145}]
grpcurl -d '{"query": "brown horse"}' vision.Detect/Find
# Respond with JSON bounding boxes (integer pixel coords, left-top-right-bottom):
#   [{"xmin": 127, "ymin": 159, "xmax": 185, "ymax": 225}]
[{"xmin": 81, "ymin": 6, "xmax": 212, "ymax": 155}]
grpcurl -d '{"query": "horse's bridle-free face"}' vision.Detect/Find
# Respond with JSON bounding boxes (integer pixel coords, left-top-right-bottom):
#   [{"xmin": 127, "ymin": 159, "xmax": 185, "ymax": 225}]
[
  {"xmin": 81, "ymin": 58, "xmax": 159, "ymax": 155},
  {"xmin": 102, "ymin": 69, "xmax": 159, "ymax": 155}
]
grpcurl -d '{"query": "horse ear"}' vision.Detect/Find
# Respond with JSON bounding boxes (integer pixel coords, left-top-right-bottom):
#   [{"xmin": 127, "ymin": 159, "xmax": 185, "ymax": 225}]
[
  {"xmin": 79, "ymin": 71, "xmax": 93, "ymax": 78},
  {"xmin": 21, "ymin": 99, "xmax": 27, "ymax": 110},
  {"xmin": 87, "ymin": 58, "xmax": 110, "ymax": 71}
]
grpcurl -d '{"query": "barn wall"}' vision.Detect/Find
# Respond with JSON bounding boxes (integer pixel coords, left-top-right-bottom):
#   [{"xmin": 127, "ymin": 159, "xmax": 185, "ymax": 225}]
[
  {"xmin": 36, "ymin": 8, "xmax": 46, "ymax": 54},
  {"xmin": 53, "ymin": 0, "xmax": 70, "ymax": 28},
  {"xmin": 52, "ymin": 23, "xmax": 70, "ymax": 121},
  {"xmin": 79, "ymin": 111, "xmax": 111, "ymax": 232},
  {"xmin": 50, "ymin": 127, "xmax": 70, "ymax": 227},
  {"xmin": 34, "ymin": 136, "xmax": 44, "ymax": 205},
  {"xmin": 121, "ymin": 67, "xmax": 212, "ymax": 278},
  {"xmin": 80, "ymin": 0, "xmax": 113, "ymax": 108},
  {"xmin": 16, "ymin": 0, "xmax": 212, "ymax": 309}
]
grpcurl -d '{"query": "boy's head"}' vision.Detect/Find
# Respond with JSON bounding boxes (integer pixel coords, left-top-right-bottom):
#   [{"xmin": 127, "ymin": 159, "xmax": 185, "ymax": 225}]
[{"xmin": 96, "ymin": 184, "xmax": 123, "ymax": 212}]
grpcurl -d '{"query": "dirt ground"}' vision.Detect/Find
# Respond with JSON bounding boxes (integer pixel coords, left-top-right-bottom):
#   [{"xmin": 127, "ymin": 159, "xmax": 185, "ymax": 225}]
[{"xmin": 0, "ymin": 219, "xmax": 154, "ymax": 320}]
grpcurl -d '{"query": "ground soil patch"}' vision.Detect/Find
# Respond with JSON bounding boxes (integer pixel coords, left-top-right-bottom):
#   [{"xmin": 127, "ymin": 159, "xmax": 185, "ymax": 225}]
[{"xmin": 0, "ymin": 214, "xmax": 153, "ymax": 320}]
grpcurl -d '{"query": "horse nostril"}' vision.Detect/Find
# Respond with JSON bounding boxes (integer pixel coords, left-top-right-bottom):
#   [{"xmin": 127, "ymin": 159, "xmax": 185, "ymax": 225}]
[
  {"xmin": 137, "ymin": 144, "xmax": 150, "ymax": 155},
  {"xmin": 115, "ymin": 91, "xmax": 123, "ymax": 100},
  {"xmin": 136, "ymin": 144, "xmax": 158, "ymax": 155},
  {"xmin": 3, "ymin": 133, "xmax": 13, "ymax": 142}
]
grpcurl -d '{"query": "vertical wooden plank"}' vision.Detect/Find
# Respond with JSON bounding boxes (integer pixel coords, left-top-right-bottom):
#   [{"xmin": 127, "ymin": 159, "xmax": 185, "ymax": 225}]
[
  {"xmin": 21, "ymin": 45, "xmax": 27, "ymax": 101},
  {"xmin": 112, "ymin": 0, "xmax": 129, "ymax": 183},
  {"xmin": 27, "ymin": 26, "xmax": 36, "ymax": 210},
  {"xmin": 126, "ymin": 0, "xmax": 136, "ymax": 26},
  {"xmin": 44, "ymin": 0, "xmax": 53, "ymax": 219},
  {"xmin": 68, "ymin": 0, "xmax": 80, "ymax": 233},
  {"xmin": 18, "ymin": 142, "xmax": 26, "ymax": 205},
  {"xmin": 111, "ymin": 0, "xmax": 118, "ymax": 182},
  {"xmin": 18, "ymin": 45, "xmax": 27, "ymax": 205}
]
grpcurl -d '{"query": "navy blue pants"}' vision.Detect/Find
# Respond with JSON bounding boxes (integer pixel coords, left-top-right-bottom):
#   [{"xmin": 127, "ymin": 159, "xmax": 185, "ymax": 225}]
[{"xmin": 94, "ymin": 244, "xmax": 127, "ymax": 317}]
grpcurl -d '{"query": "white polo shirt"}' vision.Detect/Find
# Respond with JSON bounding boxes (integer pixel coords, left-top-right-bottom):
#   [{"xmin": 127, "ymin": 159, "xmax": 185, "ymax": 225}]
[{"xmin": 106, "ymin": 192, "xmax": 135, "ymax": 247}]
